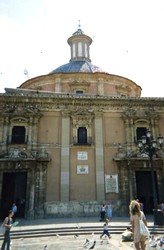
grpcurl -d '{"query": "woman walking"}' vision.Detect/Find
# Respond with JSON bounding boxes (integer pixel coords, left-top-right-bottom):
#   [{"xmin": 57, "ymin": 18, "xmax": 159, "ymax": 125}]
[
  {"xmin": 1, "ymin": 210, "xmax": 14, "ymax": 250},
  {"xmin": 107, "ymin": 203, "xmax": 113, "ymax": 220},
  {"xmin": 129, "ymin": 200, "xmax": 148, "ymax": 250}
]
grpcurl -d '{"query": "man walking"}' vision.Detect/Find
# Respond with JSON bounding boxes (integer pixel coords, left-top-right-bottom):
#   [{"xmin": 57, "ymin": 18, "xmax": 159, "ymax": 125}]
[{"xmin": 11, "ymin": 203, "xmax": 17, "ymax": 222}]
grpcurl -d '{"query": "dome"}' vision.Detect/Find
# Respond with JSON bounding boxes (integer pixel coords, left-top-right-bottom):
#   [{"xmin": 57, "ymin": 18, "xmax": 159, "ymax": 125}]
[
  {"xmin": 50, "ymin": 60, "xmax": 103, "ymax": 74},
  {"xmin": 49, "ymin": 25, "xmax": 105, "ymax": 74}
]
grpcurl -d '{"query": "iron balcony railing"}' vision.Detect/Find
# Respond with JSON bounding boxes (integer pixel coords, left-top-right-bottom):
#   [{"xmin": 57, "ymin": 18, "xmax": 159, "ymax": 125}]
[
  {"xmin": 7, "ymin": 135, "xmax": 28, "ymax": 145},
  {"xmin": 73, "ymin": 136, "xmax": 93, "ymax": 145}
]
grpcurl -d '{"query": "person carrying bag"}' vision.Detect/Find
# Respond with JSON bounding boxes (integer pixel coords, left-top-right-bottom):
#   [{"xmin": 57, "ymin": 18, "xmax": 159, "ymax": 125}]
[
  {"xmin": 1, "ymin": 210, "xmax": 14, "ymax": 250},
  {"xmin": 129, "ymin": 200, "xmax": 148, "ymax": 250},
  {"xmin": 139, "ymin": 216, "xmax": 150, "ymax": 237}
]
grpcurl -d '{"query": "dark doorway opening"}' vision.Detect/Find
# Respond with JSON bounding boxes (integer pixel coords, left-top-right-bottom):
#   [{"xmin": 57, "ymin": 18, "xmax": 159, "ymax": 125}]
[
  {"xmin": 1, "ymin": 172, "xmax": 27, "ymax": 219},
  {"xmin": 78, "ymin": 127, "xmax": 87, "ymax": 145},
  {"xmin": 135, "ymin": 171, "xmax": 158, "ymax": 214}
]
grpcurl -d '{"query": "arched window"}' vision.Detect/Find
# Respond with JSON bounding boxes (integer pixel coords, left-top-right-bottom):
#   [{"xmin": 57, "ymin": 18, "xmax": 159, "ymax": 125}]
[
  {"xmin": 73, "ymin": 43, "xmax": 76, "ymax": 58},
  {"xmin": 11, "ymin": 126, "xmax": 26, "ymax": 144},
  {"xmin": 78, "ymin": 127, "xmax": 87, "ymax": 145},
  {"xmin": 85, "ymin": 43, "xmax": 88, "ymax": 57},
  {"xmin": 78, "ymin": 42, "xmax": 82, "ymax": 57}
]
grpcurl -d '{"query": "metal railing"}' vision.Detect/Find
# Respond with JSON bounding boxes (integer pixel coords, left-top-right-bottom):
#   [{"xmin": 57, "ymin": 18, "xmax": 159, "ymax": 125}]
[
  {"xmin": 7, "ymin": 135, "xmax": 28, "ymax": 145},
  {"xmin": 73, "ymin": 136, "xmax": 93, "ymax": 145}
]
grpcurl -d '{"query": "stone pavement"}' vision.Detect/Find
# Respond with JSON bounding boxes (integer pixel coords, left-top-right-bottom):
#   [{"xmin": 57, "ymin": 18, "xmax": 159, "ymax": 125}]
[
  {"xmin": 1, "ymin": 215, "xmax": 162, "ymax": 250},
  {"xmin": 8, "ymin": 234, "xmax": 134, "ymax": 250},
  {"xmin": 4, "ymin": 234, "xmax": 164, "ymax": 250}
]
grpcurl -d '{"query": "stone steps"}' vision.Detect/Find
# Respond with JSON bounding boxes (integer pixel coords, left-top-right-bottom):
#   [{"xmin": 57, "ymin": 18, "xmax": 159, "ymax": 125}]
[{"xmin": 0, "ymin": 225, "xmax": 163, "ymax": 240}]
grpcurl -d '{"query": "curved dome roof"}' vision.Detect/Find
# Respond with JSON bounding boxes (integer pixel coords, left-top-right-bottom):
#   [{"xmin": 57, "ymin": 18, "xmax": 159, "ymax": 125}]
[
  {"xmin": 50, "ymin": 60, "xmax": 103, "ymax": 74},
  {"xmin": 49, "ymin": 26, "xmax": 105, "ymax": 74}
]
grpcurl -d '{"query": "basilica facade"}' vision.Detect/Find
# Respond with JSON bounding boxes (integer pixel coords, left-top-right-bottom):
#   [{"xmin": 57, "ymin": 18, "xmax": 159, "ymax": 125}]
[{"xmin": 0, "ymin": 26, "xmax": 164, "ymax": 219}]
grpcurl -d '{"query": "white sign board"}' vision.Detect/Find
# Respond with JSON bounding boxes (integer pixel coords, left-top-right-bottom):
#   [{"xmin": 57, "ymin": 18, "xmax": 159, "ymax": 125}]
[
  {"xmin": 77, "ymin": 165, "xmax": 89, "ymax": 174},
  {"xmin": 105, "ymin": 175, "xmax": 118, "ymax": 193},
  {"xmin": 77, "ymin": 151, "xmax": 88, "ymax": 160}
]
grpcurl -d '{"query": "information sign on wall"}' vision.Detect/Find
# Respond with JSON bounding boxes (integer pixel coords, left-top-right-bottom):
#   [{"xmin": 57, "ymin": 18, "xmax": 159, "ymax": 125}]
[
  {"xmin": 77, "ymin": 165, "xmax": 89, "ymax": 174},
  {"xmin": 77, "ymin": 151, "xmax": 88, "ymax": 160},
  {"xmin": 105, "ymin": 175, "xmax": 118, "ymax": 193}
]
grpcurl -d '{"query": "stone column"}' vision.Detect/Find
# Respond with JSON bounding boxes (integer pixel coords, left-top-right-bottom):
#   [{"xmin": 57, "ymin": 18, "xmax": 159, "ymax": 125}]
[
  {"xmin": 26, "ymin": 168, "xmax": 35, "ymax": 219},
  {"xmin": 33, "ymin": 162, "xmax": 47, "ymax": 219},
  {"xmin": 128, "ymin": 161, "xmax": 133, "ymax": 200},
  {"xmin": 151, "ymin": 118, "xmax": 155, "ymax": 137},
  {"xmin": 27, "ymin": 117, "xmax": 33, "ymax": 150},
  {"xmin": 3, "ymin": 117, "xmax": 9, "ymax": 148},
  {"xmin": 130, "ymin": 118, "xmax": 134, "ymax": 143},
  {"xmin": 60, "ymin": 112, "xmax": 70, "ymax": 201},
  {"xmin": 124, "ymin": 119, "xmax": 130, "ymax": 143},
  {"xmin": 31, "ymin": 117, "xmax": 40, "ymax": 150},
  {"xmin": 94, "ymin": 112, "xmax": 105, "ymax": 202},
  {"xmin": 154, "ymin": 119, "xmax": 159, "ymax": 137}
]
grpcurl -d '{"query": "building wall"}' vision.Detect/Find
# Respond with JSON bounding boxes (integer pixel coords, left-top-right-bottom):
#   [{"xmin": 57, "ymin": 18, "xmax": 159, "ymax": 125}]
[
  {"xmin": 69, "ymin": 147, "xmax": 96, "ymax": 201},
  {"xmin": 0, "ymin": 87, "xmax": 164, "ymax": 219}
]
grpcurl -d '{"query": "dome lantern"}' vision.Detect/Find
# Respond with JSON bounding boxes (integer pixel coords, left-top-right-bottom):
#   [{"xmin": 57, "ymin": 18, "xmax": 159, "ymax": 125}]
[{"xmin": 67, "ymin": 22, "xmax": 92, "ymax": 62}]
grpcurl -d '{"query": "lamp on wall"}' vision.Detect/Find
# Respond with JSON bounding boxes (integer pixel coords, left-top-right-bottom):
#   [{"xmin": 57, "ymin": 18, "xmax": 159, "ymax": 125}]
[{"xmin": 138, "ymin": 129, "xmax": 163, "ymax": 211}]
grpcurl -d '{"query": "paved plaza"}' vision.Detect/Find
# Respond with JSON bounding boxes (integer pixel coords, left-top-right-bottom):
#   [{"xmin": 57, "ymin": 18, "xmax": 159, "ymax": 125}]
[
  {"xmin": 5, "ymin": 234, "xmax": 134, "ymax": 250},
  {"xmin": 2, "ymin": 234, "xmax": 163, "ymax": 250},
  {"xmin": 0, "ymin": 216, "xmax": 163, "ymax": 249}
]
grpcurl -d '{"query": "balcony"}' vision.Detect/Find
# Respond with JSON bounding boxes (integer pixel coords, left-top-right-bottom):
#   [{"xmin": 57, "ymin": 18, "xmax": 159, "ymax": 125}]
[
  {"xmin": 7, "ymin": 135, "xmax": 28, "ymax": 145},
  {"xmin": 73, "ymin": 136, "xmax": 93, "ymax": 146},
  {"xmin": 0, "ymin": 147, "xmax": 51, "ymax": 162}
]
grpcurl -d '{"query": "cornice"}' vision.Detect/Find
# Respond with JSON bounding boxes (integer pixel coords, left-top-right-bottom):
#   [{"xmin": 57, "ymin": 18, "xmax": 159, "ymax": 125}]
[{"xmin": 1, "ymin": 92, "xmax": 164, "ymax": 112}]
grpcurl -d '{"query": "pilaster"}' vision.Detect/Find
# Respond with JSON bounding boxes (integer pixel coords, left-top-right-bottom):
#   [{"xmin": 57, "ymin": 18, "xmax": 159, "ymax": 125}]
[
  {"xmin": 60, "ymin": 112, "xmax": 70, "ymax": 201},
  {"xmin": 94, "ymin": 112, "xmax": 105, "ymax": 202}
]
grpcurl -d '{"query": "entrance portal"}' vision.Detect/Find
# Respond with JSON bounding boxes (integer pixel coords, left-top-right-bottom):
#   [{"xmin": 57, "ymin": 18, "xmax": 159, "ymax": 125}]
[
  {"xmin": 1, "ymin": 172, "xmax": 27, "ymax": 219},
  {"xmin": 135, "ymin": 171, "xmax": 158, "ymax": 214}
]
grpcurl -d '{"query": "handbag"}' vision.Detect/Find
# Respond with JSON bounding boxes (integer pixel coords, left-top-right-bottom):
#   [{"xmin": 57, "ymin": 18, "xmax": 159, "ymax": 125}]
[
  {"xmin": 0, "ymin": 224, "xmax": 6, "ymax": 235},
  {"xmin": 139, "ymin": 219, "xmax": 150, "ymax": 237}
]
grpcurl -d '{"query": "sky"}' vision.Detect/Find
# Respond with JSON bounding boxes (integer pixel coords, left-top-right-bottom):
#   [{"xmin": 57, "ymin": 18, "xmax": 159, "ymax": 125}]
[{"xmin": 0, "ymin": 0, "xmax": 164, "ymax": 97}]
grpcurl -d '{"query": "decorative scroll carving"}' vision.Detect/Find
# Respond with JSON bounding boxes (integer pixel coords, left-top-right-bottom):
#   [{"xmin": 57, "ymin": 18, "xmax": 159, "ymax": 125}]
[
  {"xmin": 123, "ymin": 107, "xmax": 158, "ymax": 119},
  {"xmin": 25, "ymin": 104, "xmax": 40, "ymax": 113},
  {"xmin": 122, "ymin": 108, "xmax": 137, "ymax": 118},
  {"xmin": 0, "ymin": 147, "xmax": 50, "ymax": 161},
  {"xmin": 70, "ymin": 107, "xmax": 94, "ymax": 127},
  {"xmin": 0, "ymin": 104, "xmax": 41, "ymax": 117},
  {"xmin": 0, "ymin": 104, "xmax": 16, "ymax": 113}
]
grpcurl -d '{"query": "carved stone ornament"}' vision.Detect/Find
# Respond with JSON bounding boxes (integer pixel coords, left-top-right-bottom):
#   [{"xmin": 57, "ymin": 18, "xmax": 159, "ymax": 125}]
[
  {"xmin": 0, "ymin": 104, "xmax": 16, "ymax": 113},
  {"xmin": 0, "ymin": 147, "xmax": 50, "ymax": 161},
  {"xmin": 122, "ymin": 108, "xmax": 137, "ymax": 118},
  {"xmin": 123, "ymin": 107, "xmax": 158, "ymax": 119},
  {"xmin": 71, "ymin": 108, "xmax": 94, "ymax": 127},
  {"xmin": 71, "ymin": 107, "xmax": 93, "ymax": 116},
  {"xmin": 0, "ymin": 104, "xmax": 41, "ymax": 116}
]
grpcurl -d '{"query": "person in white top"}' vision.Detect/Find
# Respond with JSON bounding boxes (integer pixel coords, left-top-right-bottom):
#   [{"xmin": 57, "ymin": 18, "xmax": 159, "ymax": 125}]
[
  {"xmin": 129, "ymin": 200, "xmax": 148, "ymax": 250},
  {"xmin": 100, "ymin": 203, "xmax": 106, "ymax": 221},
  {"xmin": 100, "ymin": 219, "xmax": 111, "ymax": 239}
]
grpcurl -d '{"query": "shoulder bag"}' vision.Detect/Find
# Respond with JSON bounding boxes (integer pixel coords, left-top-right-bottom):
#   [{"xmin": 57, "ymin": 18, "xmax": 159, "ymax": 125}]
[
  {"xmin": 0, "ymin": 224, "xmax": 6, "ymax": 235},
  {"xmin": 139, "ymin": 219, "xmax": 150, "ymax": 237}
]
